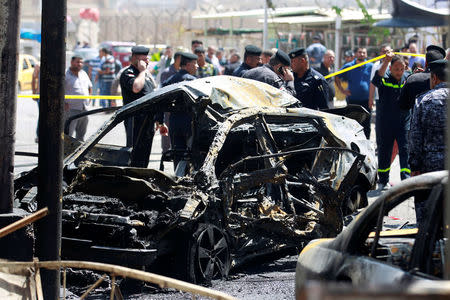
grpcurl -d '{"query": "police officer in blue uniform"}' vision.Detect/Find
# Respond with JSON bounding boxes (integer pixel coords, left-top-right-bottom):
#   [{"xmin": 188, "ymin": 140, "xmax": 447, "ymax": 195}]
[
  {"xmin": 242, "ymin": 49, "xmax": 296, "ymax": 96},
  {"xmin": 161, "ymin": 52, "xmax": 198, "ymax": 169},
  {"xmin": 232, "ymin": 45, "xmax": 262, "ymax": 77},
  {"xmin": 409, "ymin": 59, "xmax": 448, "ymax": 174},
  {"xmin": 288, "ymin": 48, "xmax": 329, "ymax": 110},
  {"xmin": 371, "ymin": 51, "xmax": 410, "ymax": 190},
  {"xmin": 398, "ymin": 45, "xmax": 446, "ymax": 111},
  {"xmin": 120, "ymin": 45, "xmax": 158, "ymax": 167},
  {"xmin": 409, "ymin": 59, "xmax": 448, "ymax": 221}
]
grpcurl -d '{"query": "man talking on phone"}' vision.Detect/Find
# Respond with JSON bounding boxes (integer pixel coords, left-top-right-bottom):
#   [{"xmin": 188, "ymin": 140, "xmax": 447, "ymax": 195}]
[
  {"xmin": 120, "ymin": 45, "xmax": 162, "ymax": 167},
  {"xmin": 289, "ymin": 48, "xmax": 329, "ymax": 110},
  {"xmin": 242, "ymin": 49, "xmax": 296, "ymax": 96}
]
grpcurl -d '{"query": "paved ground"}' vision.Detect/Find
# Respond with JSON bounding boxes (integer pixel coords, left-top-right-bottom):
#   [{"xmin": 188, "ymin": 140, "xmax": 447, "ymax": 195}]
[{"xmin": 14, "ymin": 95, "xmax": 408, "ymax": 299}]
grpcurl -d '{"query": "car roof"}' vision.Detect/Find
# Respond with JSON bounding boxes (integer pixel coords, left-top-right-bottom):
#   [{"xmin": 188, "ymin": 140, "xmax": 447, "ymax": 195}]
[
  {"xmin": 159, "ymin": 75, "xmax": 299, "ymax": 110},
  {"xmin": 100, "ymin": 41, "xmax": 136, "ymax": 47},
  {"xmin": 74, "ymin": 48, "xmax": 99, "ymax": 60}
]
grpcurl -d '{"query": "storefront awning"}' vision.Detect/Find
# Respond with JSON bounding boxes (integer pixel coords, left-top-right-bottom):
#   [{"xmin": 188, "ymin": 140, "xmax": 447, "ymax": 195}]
[{"xmin": 374, "ymin": 0, "xmax": 449, "ymax": 27}]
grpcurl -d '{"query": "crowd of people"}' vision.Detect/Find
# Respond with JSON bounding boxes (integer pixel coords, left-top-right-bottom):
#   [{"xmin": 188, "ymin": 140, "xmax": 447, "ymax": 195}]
[{"xmin": 55, "ymin": 36, "xmax": 449, "ymax": 193}]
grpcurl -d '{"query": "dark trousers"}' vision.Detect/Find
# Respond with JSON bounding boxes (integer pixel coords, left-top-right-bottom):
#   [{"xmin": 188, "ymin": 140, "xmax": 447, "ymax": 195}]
[
  {"xmin": 161, "ymin": 112, "xmax": 171, "ymax": 153},
  {"xmin": 347, "ymin": 99, "xmax": 371, "ymax": 139},
  {"xmin": 130, "ymin": 114, "xmax": 154, "ymax": 168},
  {"xmin": 100, "ymin": 80, "xmax": 113, "ymax": 107},
  {"xmin": 376, "ymin": 101, "xmax": 411, "ymax": 184},
  {"xmin": 169, "ymin": 113, "xmax": 192, "ymax": 169},
  {"xmin": 124, "ymin": 117, "xmax": 133, "ymax": 147}
]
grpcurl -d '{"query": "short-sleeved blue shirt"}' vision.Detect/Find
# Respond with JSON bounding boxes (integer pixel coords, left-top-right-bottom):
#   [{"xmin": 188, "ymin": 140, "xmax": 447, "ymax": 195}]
[{"xmin": 338, "ymin": 59, "xmax": 373, "ymax": 103}]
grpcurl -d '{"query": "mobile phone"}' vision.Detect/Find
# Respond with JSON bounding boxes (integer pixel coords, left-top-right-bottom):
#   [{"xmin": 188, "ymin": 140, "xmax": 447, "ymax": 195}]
[{"xmin": 278, "ymin": 66, "xmax": 285, "ymax": 76}]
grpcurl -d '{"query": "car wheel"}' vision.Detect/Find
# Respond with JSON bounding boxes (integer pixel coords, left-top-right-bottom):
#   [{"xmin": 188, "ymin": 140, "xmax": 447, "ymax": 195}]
[
  {"xmin": 342, "ymin": 185, "xmax": 368, "ymax": 216},
  {"xmin": 188, "ymin": 224, "xmax": 231, "ymax": 283}
]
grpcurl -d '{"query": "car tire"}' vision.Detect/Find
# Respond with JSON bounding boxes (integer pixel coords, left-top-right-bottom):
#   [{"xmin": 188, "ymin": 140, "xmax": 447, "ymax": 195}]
[
  {"xmin": 187, "ymin": 224, "xmax": 231, "ymax": 284},
  {"xmin": 342, "ymin": 185, "xmax": 368, "ymax": 216}
]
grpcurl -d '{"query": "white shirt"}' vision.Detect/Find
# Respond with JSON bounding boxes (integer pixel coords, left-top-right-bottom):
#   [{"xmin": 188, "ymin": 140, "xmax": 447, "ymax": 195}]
[{"xmin": 65, "ymin": 68, "xmax": 92, "ymax": 110}]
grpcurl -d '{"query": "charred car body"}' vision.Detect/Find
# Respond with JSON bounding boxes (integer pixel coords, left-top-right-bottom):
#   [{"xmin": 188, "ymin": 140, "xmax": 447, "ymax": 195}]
[
  {"xmin": 15, "ymin": 76, "xmax": 376, "ymax": 283},
  {"xmin": 295, "ymin": 171, "xmax": 447, "ymax": 298}
]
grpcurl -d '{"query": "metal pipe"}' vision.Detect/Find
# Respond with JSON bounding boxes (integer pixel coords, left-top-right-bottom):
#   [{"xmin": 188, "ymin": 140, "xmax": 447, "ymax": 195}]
[
  {"xmin": 35, "ymin": 0, "xmax": 66, "ymax": 298},
  {"xmin": 0, "ymin": 207, "xmax": 48, "ymax": 239},
  {"xmin": 0, "ymin": 0, "xmax": 20, "ymax": 213}
]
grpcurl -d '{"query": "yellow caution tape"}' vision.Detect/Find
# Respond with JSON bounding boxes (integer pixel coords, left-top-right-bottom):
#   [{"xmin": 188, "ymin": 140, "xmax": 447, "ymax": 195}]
[
  {"xmin": 17, "ymin": 94, "xmax": 123, "ymax": 100},
  {"xmin": 395, "ymin": 52, "xmax": 426, "ymax": 58},
  {"xmin": 325, "ymin": 52, "xmax": 426, "ymax": 79},
  {"xmin": 18, "ymin": 51, "xmax": 427, "ymax": 99}
]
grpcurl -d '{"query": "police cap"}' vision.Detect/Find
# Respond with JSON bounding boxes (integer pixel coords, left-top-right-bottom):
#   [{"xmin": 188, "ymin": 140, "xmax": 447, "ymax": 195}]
[
  {"xmin": 244, "ymin": 45, "xmax": 262, "ymax": 56},
  {"xmin": 275, "ymin": 50, "xmax": 291, "ymax": 66},
  {"xmin": 288, "ymin": 48, "xmax": 306, "ymax": 59},
  {"xmin": 131, "ymin": 46, "xmax": 149, "ymax": 55},
  {"xmin": 180, "ymin": 52, "xmax": 198, "ymax": 61},
  {"xmin": 426, "ymin": 45, "xmax": 446, "ymax": 63},
  {"xmin": 428, "ymin": 58, "xmax": 447, "ymax": 71},
  {"xmin": 344, "ymin": 50, "xmax": 354, "ymax": 57},
  {"xmin": 194, "ymin": 46, "xmax": 205, "ymax": 54}
]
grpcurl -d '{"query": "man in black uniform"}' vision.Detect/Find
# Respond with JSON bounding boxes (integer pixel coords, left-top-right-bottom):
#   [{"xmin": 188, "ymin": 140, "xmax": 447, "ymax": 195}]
[
  {"xmin": 120, "ymin": 45, "xmax": 159, "ymax": 167},
  {"xmin": 398, "ymin": 45, "xmax": 445, "ymax": 111},
  {"xmin": 242, "ymin": 49, "xmax": 296, "ymax": 96},
  {"xmin": 224, "ymin": 52, "xmax": 241, "ymax": 75},
  {"xmin": 289, "ymin": 48, "xmax": 329, "ymax": 109},
  {"xmin": 161, "ymin": 52, "xmax": 198, "ymax": 169},
  {"xmin": 232, "ymin": 45, "xmax": 262, "ymax": 77}
]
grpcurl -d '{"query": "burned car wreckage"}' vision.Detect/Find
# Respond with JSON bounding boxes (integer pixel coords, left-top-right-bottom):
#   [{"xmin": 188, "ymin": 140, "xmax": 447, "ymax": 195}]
[
  {"xmin": 295, "ymin": 171, "xmax": 448, "ymax": 298},
  {"xmin": 14, "ymin": 76, "xmax": 376, "ymax": 283}
]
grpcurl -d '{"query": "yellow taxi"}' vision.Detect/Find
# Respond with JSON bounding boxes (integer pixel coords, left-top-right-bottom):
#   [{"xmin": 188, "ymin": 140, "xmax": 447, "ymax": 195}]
[{"xmin": 17, "ymin": 54, "xmax": 38, "ymax": 92}]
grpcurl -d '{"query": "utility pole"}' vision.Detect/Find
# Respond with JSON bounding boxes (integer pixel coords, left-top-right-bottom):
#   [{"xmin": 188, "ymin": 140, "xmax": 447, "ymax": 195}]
[
  {"xmin": 335, "ymin": 15, "xmax": 342, "ymax": 70},
  {"xmin": 35, "ymin": 0, "xmax": 66, "ymax": 298},
  {"xmin": 445, "ymin": 10, "xmax": 450, "ymax": 281},
  {"xmin": 0, "ymin": 0, "xmax": 20, "ymax": 212},
  {"xmin": 263, "ymin": 0, "xmax": 268, "ymax": 50}
]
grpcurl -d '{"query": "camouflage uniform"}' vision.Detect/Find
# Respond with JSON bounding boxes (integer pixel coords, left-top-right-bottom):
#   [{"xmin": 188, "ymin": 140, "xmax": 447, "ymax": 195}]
[
  {"xmin": 409, "ymin": 82, "xmax": 449, "ymax": 173},
  {"xmin": 196, "ymin": 63, "xmax": 216, "ymax": 78}
]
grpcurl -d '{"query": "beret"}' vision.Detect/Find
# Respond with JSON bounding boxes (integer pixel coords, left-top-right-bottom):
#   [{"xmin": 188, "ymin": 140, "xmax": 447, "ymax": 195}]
[
  {"xmin": 275, "ymin": 49, "xmax": 291, "ymax": 66},
  {"xmin": 131, "ymin": 46, "xmax": 149, "ymax": 55},
  {"xmin": 426, "ymin": 45, "xmax": 446, "ymax": 59},
  {"xmin": 194, "ymin": 46, "xmax": 205, "ymax": 54},
  {"xmin": 288, "ymin": 48, "xmax": 306, "ymax": 59},
  {"xmin": 180, "ymin": 52, "xmax": 198, "ymax": 61},
  {"xmin": 428, "ymin": 58, "xmax": 447, "ymax": 71},
  {"xmin": 244, "ymin": 45, "xmax": 262, "ymax": 56}
]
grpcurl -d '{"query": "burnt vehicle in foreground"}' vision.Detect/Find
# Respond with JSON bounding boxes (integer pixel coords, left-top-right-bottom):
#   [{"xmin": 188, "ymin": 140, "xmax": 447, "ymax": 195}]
[
  {"xmin": 295, "ymin": 171, "xmax": 448, "ymax": 298},
  {"xmin": 15, "ymin": 76, "xmax": 376, "ymax": 283}
]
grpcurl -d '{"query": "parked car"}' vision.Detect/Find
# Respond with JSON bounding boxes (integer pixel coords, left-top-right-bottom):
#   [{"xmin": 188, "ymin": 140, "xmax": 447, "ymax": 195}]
[
  {"xmin": 99, "ymin": 41, "xmax": 135, "ymax": 67},
  {"xmin": 17, "ymin": 54, "xmax": 38, "ymax": 92},
  {"xmin": 74, "ymin": 47, "xmax": 99, "ymax": 61},
  {"xmin": 295, "ymin": 170, "xmax": 447, "ymax": 298},
  {"xmin": 14, "ymin": 76, "xmax": 377, "ymax": 283}
]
